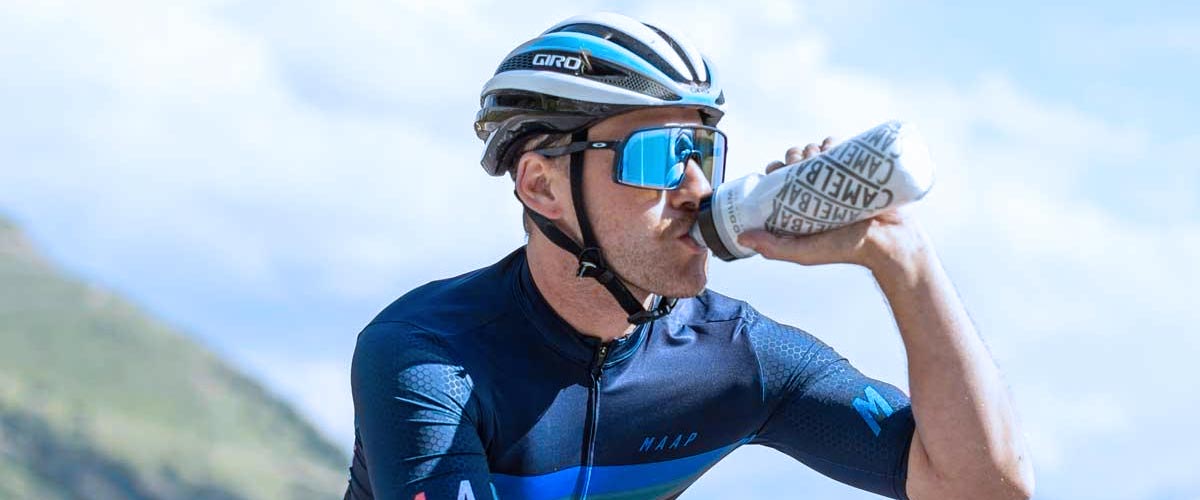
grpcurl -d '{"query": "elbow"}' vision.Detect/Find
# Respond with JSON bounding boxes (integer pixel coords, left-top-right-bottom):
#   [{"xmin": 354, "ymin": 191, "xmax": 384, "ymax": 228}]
[
  {"xmin": 946, "ymin": 472, "xmax": 1034, "ymax": 500},
  {"xmin": 999, "ymin": 438, "xmax": 1036, "ymax": 500},
  {"xmin": 992, "ymin": 432, "xmax": 1036, "ymax": 500},
  {"xmin": 1008, "ymin": 454, "xmax": 1036, "ymax": 500},
  {"xmin": 998, "ymin": 476, "xmax": 1035, "ymax": 500},
  {"xmin": 983, "ymin": 452, "xmax": 1035, "ymax": 500},
  {"xmin": 937, "ymin": 455, "xmax": 1036, "ymax": 500},
  {"xmin": 1015, "ymin": 481, "xmax": 1036, "ymax": 500}
]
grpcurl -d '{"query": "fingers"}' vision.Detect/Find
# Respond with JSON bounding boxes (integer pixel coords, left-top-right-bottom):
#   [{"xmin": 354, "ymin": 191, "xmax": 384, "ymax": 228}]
[
  {"xmin": 781, "ymin": 146, "xmax": 801, "ymax": 165},
  {"xmin": 781, "ymin": 144, "xmax": 816, "ymax": 165},
  {"xmin": 771, "ymin": 136, "xmax": 837, "ymax": 174}
]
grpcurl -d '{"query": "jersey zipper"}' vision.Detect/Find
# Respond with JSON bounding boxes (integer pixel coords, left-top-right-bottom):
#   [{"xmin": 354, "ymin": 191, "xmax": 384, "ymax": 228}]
[{"xmin": 580, "ymin": 341, "xmax": 609, "ymax": 499}]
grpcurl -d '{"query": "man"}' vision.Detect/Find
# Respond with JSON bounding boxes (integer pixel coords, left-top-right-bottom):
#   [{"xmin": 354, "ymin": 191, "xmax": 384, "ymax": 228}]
[{"xmin": 345, "ymin": 12, "xmax": 1033, "ymax": 500}]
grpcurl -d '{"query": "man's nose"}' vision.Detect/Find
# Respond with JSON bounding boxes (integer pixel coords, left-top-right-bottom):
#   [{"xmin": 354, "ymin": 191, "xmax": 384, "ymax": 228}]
[{"xmin": 668, "ymin": 160, "xmax": 713, "ymax": 211}]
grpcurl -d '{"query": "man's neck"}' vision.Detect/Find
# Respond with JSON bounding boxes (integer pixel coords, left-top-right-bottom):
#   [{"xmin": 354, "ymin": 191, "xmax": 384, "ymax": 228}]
[{"xmin": 526, "ymin": 236, "xmax": 652, "ymax": 342}]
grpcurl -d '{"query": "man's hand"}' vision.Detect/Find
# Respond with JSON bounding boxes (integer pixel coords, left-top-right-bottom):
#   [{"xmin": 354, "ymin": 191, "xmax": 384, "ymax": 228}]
[
  {"xmin": 738, "ymin": 137, "xmax": 930, "ymax": 277},
  {"xmin": 741, "ymin": 136, "xmax": 1035, "ymax": 499}
]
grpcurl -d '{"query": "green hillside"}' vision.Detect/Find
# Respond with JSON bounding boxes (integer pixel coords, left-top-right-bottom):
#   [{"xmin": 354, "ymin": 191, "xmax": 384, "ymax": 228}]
[{"xmin": 0, "ymin": 215, "xmax": 347, "ymax": 499}]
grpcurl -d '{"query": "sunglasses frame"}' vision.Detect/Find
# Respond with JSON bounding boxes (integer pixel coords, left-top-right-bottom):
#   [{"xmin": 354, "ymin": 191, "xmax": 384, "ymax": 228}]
[{"xmin": 532, "ymin": 124, "xmax": 727, "ymax": 191}]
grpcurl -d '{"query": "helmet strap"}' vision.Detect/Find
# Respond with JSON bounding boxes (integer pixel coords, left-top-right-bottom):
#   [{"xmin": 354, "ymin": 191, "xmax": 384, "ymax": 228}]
[{"xmin": 522, "ymin": 129, "xmax": 676, "ymax": 325}]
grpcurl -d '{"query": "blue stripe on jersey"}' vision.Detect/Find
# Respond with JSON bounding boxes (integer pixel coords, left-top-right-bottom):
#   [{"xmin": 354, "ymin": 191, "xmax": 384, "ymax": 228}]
[{"xmin": 490, "ymin": 437, "xmax": 751, "ymax": 500}]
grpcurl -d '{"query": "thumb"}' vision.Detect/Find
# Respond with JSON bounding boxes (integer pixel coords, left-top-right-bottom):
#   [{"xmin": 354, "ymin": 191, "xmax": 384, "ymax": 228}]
[
  {"xmin": 738, "ymin": 230, "xmax": 805, "ymax": 261},
  {"xmin": 737, "ymin": 229, "xmax": 771, "ymax": 250}
]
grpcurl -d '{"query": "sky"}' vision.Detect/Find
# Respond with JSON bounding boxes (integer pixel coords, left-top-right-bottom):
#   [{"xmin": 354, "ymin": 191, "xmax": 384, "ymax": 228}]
[{"xmin": 2, "ymin": 0, "xmax": 1198, "ymax": 498}]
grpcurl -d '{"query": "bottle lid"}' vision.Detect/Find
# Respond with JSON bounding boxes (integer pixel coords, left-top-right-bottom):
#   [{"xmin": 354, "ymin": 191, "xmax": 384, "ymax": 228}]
[{"xmin": 695, "ymin": 195, "xmax": 738, "ymax": 262}]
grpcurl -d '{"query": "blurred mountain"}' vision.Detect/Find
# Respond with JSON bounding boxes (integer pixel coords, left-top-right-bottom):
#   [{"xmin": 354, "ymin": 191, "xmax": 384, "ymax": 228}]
[{"xmin": 0, "ymin": 214, "xmax": 348, "ymax": 499}]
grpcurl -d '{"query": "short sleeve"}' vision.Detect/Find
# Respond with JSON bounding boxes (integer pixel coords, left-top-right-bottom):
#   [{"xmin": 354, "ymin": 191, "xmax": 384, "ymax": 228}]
[
  {"xmin": 747, "ymin": 313, "xmax": 915, "ymax": 499},
  {"xmin": 346, "ymin": 322, "xmax": 496, "ymax": 500}
]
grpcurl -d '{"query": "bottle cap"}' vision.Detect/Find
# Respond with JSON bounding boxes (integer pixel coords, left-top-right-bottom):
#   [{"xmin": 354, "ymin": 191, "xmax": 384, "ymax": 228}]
[{"xmin": 695, "ymin": 195, "xmax": 738, "ymax": 262}]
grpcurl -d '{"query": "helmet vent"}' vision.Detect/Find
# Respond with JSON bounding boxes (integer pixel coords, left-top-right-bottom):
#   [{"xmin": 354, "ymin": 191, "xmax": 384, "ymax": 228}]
[
  {"xmin": 495, "ymin": 53, "xmax": 535, "ymax": 74},
  {"xmin": 592, "ymin": 74, "xmax": 680, "ymax": 101},
  {"xmin": 643, "ymin": 23, "xmax": 700, "ymax": 82},
  {"xmin": 549, "ymin": 23, "xmax": 690, "ymax": 83}
]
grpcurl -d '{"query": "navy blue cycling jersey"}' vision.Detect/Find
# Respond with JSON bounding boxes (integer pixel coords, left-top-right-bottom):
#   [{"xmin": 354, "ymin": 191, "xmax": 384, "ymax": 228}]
[{"xmin": 345, "ymin": 248, "xmax": 915, "ymax": 500}]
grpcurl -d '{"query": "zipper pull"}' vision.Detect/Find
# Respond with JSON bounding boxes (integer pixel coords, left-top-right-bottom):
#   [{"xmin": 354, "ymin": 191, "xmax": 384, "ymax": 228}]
[{"xmin": 591, "ymin": 343, "xmax": 610, "ymax": 380}]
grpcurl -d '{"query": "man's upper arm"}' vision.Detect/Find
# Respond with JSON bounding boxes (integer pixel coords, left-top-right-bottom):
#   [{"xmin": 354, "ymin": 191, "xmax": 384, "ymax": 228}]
[
  {"xmin": 349, "ymin": 322, "xmax": 494, "ymax": 500},
  {"xmin": 748, "ymin": 315, "xmax": 916, "ymax": 500}
]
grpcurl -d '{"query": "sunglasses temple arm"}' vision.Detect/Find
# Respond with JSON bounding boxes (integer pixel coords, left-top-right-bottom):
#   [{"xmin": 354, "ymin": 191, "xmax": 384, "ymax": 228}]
[{"xmin": 533, "ymin": 141, "xmax": 620, "ymax": 158}]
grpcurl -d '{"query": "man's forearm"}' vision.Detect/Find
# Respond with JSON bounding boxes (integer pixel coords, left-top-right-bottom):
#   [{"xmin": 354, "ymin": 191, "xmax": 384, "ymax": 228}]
[{"xmin": 869, "ymin": 233, "xmax": 1034, "ymax": 499}]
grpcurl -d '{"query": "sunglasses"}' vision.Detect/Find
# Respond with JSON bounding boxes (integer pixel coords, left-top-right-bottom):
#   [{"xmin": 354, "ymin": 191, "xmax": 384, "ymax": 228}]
[{"xmin": 533, "ymin": 125, "xmax": 727, "ymax": 191}]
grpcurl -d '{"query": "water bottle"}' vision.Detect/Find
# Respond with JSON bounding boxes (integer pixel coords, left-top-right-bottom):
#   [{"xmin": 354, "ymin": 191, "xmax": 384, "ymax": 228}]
[{"xmin": 690, "ymin": 120, "xmax": 936, "ymax": 261}]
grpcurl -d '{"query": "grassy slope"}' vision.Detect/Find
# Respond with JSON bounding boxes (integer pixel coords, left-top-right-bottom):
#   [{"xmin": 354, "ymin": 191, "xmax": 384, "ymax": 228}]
[{"xmin": 0, "ymin": 215, "xmax": 347, "ymax": 499}]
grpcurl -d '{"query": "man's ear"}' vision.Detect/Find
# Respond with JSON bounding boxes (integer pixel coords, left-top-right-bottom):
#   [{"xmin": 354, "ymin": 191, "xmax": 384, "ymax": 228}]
[{"xmin": 514, "ymin": 151, "xmax": 568, "ymax": 220}]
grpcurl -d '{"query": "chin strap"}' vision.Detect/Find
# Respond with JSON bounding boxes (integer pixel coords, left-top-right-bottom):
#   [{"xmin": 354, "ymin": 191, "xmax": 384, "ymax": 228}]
[{"xmin": 521, "ymin": 130, "xmax": 676, "ymax": 325}]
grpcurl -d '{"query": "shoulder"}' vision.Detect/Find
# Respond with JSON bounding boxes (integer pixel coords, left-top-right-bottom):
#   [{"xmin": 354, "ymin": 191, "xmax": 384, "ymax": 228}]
[
  {"xmin": 667, "ymin": 288, "xmax": 824, "ymax": 357},
  {"xmin": 350, "ymin": 314, "xmax": 479, "ymax": 408},
  {"xmin": 351, "ymin": 320, "xmax": 453, "ymax": 385},
  {"xmin": 672, "ymin": 288, "xmax": 816, "ymax": 344},
  {"xmin": 681, "ymin": 289, "xmax": 836, "ymax": 387},
  {"xmin": 696, "ymin": 290, "xmax": 823, "ymax": 350}
]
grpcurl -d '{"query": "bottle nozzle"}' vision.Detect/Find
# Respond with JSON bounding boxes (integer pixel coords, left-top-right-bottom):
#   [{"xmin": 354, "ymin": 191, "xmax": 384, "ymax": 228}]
[{"xmin": 688, "ymin": 223, "xmax": 707, "ymax": 249}]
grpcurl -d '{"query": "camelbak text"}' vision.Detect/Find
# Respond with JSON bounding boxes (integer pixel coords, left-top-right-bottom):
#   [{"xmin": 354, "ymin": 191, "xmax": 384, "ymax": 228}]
[{"xmin": 532, "ymin": 53, "xmax": 583, "ymax": 70}]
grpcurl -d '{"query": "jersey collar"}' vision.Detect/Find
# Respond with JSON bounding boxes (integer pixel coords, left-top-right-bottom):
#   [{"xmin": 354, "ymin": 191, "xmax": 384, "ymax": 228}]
[{"xmin": 512, "ymin": 247, "xmax": 649, "ymax": 368}]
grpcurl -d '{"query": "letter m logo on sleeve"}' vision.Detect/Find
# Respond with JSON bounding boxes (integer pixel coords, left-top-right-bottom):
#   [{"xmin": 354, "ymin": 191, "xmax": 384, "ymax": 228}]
[{"xmin": 852, "ymin": 386, "xmax": 895, "ymax": 437}]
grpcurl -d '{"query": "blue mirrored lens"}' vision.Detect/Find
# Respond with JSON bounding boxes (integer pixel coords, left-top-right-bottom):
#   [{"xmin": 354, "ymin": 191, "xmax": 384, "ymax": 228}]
[
  {"xmin": 620, "ymin": 128, "xmax": 676, "ymax": 187},
  {"xmin": 618, "ymin": 127, "xmax": 725, "ymax": 190},
  {"xmin": 700, "ymin": 130, "xmax": 725, "ymax": 189},
  {"xmin": 674, "ymin": 130, "xmax": 696, "ymax": 162}
]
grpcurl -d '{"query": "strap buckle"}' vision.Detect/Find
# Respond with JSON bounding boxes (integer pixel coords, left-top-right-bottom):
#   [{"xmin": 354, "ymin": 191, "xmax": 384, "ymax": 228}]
[
  {"xmin": 627, "ymin": 297, "xmax": 679, "ymax": 325},
  {"xmin": 576, "ymin": 261, "xmax": 597, "ymax": 278},
  {"xmin": 575, "ymin": 247, "xmax": 605, "ymax": 278}
]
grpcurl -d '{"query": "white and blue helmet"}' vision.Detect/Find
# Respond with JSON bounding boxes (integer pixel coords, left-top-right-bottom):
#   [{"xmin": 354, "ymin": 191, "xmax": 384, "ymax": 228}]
[{"xmin": 475, "ymin": 12, "xmax": 726, "ymax": 175}]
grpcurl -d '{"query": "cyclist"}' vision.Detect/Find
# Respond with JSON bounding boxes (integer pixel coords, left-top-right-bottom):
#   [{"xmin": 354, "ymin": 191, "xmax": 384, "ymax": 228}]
[{"xmin": 345, "ymin": 12, "xmax": 1033, "ymax": 500}]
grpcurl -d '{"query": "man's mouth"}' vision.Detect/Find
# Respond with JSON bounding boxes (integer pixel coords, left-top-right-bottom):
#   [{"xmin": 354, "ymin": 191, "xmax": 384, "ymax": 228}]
[
  {"xmin": 670, "ymin": 219, "xmax": 704, "ymax": 255},
  {"xmin": 668, "ymin": 217, "xmax": 698, "ymax": 240},
  {"xmin": 676, "ymin": 232, "xmax": 704, "ymax": 254}
]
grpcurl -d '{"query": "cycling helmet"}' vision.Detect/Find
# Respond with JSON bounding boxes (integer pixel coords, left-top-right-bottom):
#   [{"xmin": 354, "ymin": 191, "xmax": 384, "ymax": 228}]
[
  {"xmin": 474, "ymin": 12, "xmax": 726, "ymax": 324},
  {"xmin": 476, "ymin": 12, "xmax": 725, "ymax": 176}
]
